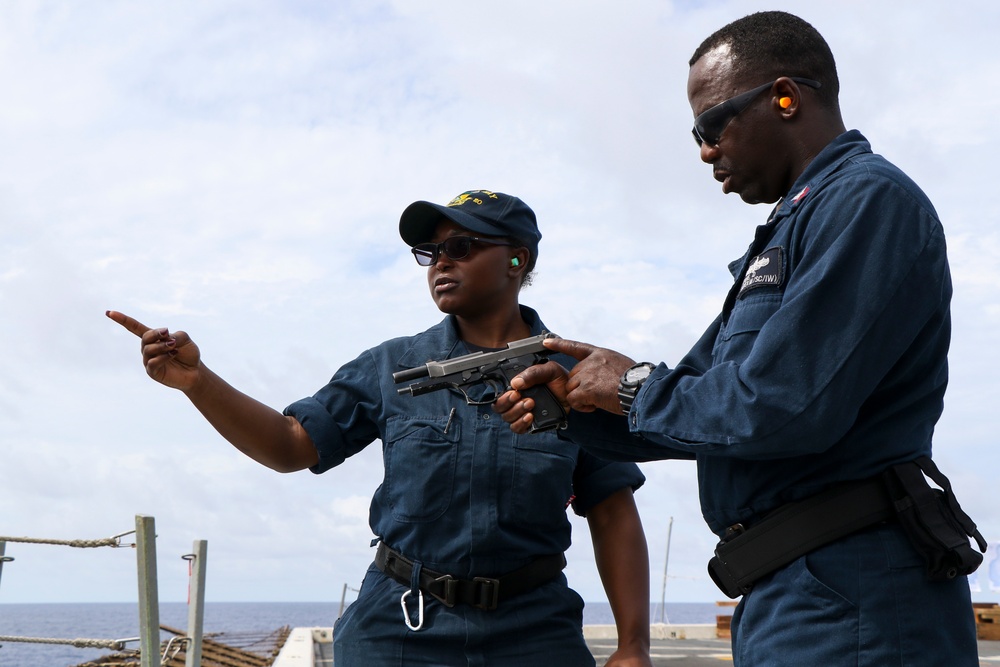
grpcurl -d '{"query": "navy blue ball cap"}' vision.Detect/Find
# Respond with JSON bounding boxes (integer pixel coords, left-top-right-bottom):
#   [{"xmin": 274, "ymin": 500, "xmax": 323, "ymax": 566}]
[{"xmin": 399, "ymin": 190, "xmax": 541, "ymax": 257}]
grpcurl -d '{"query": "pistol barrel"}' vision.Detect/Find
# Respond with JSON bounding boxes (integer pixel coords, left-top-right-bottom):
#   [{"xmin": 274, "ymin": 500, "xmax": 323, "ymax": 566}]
[{"xmin": 393, "ymin": 366, "xmax": 430, "ymax": 383}]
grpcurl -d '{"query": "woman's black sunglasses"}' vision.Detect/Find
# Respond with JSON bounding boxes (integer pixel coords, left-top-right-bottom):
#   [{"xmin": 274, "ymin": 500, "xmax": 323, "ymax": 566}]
[
  {"xmin": 411, "ymin": 235, "xmax": 514, "ymax": 266},
  {"xmin": 692, "ymin": 77, "xmax": 821, "ymax": 147}
]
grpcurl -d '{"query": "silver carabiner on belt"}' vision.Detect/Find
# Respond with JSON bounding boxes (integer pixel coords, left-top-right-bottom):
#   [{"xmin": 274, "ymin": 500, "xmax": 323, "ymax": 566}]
[{"xmin": 400, "ymin": 589, "xmax": 424, "ymax": 631}]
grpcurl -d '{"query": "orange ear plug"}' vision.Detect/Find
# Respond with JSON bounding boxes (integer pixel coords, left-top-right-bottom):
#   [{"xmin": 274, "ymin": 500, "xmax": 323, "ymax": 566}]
[{"xmin": 779, "ymin": 97, "xmax": 792, "ymax": 109}]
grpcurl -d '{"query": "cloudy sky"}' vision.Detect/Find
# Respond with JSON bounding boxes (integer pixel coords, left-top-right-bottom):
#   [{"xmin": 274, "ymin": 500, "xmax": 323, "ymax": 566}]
[{"xmin": 2, "ymin": 0, "xmax": 999, "ymax": 612}]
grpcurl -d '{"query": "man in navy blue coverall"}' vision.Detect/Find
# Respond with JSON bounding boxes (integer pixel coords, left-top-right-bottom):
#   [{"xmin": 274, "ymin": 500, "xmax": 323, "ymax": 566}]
[{"xmin": 496, "ymin": 10, "xmax": 979, "ymax": 666}]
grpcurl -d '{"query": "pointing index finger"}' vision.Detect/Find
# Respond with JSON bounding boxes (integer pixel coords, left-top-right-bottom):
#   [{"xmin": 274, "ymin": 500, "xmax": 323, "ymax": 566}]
[
  {"xmin": 543, "ymin": 336, "xmax": 596, "ymax": 361},
  {"xmin": 106, "ymin": 310, "xmax": 152, "ymax": 338}
]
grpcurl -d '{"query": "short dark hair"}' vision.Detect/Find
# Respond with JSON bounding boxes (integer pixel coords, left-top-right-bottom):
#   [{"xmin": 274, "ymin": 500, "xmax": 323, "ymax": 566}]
[{"xmin": 689, "ymin": 11, "xmax": 840, "ymax": 109}]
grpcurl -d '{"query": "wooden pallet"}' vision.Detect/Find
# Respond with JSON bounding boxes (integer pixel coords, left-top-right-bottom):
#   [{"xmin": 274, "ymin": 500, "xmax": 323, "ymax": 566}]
[
  {"xmin": 974, "ymin": 603, "xmax": 1000, "ymax": 641},
  {"xmin": 713, "ymin": 601, "xmax": 1000, "ymax": 641},
  {"xmin": 716, "ymin": 600, "xmax": 737, "ymax": 639}
]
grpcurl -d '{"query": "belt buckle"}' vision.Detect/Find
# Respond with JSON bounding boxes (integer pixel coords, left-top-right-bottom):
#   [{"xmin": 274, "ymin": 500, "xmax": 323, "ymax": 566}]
[
  {"xmin": 473, "ymin": 577, "xmax": 500, "ymax": 611},
  {"xmin": 432, "ymin": 574, "xmax": 459, "ymax": 608}
]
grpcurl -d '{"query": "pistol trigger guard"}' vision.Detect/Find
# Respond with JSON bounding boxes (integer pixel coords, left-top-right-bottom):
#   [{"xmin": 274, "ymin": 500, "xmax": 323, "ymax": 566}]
[
  {"xmin": 454, "ymin": 386, "xmax": 476, "ymax": 406},
  {"xmin": 483, "ymin": 376, "xmax": 505, "ymax": 402},
  {"xmin": 454, "ymin": 377, "xmax": 504, "ymax": 406}
]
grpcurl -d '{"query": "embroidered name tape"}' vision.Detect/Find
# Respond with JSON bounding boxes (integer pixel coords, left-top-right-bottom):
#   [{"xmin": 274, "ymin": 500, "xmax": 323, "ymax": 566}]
[{"xmin": 738, "ymin": 246, "xmax": 784, "ymax": 298}]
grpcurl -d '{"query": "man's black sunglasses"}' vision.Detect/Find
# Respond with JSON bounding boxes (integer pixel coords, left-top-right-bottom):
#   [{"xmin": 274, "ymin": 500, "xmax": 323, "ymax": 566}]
[
  {"xmin": 411, "ymin": 235, "xmax": 514, "ymax": 266},
  {"xmin": 692, "ymin": 77, "xmax": 821, "ymax": 147}
]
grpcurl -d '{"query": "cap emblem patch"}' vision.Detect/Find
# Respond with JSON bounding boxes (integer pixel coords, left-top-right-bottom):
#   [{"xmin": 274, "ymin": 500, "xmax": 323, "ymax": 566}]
[{"xmin": 447, "ymin": 190, "xmax": 499, "ymax": 207}]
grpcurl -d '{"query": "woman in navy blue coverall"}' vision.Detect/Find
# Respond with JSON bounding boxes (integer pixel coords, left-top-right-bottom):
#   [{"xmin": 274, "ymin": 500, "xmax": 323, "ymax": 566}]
[
  {"xmin": 496, "ymin": 11, "xmax": 979, "ymax": 667},
  {"xmin": 108, "ymin": 190, "xmax": 653, "ymax": 667}
]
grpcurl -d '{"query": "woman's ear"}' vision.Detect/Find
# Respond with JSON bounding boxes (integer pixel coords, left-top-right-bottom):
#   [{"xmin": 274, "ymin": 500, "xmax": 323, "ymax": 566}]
[{"xmin": 509, "ymin": 248, "xmax": 529, "ymax": 273}]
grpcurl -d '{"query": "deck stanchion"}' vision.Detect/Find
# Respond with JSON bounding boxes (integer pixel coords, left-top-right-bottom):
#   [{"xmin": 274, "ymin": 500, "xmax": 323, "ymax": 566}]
[
  {"xmin": 0, "ymin": 541, "xmax": 9, "ymax": 592},
  {"xmin": 185, "ymin": 539, "xmax": 208, "ymax": 667},
  {"xmin": 135, "ymin": 515, "xmax": 160, "ymax": 667}
]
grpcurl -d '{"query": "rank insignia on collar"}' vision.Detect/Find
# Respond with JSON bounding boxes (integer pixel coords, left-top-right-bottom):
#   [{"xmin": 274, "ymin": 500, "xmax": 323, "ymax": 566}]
[{"xmin": 738, "ymin": 246, "xmax": 784, "ymax": 298}]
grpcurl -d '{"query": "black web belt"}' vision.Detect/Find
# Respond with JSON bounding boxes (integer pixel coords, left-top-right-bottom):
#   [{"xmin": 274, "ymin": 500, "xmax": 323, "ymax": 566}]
[
  {"xmin": 708, "ymin": 476, "xmax": 896, "ymax": 599},
  {"xmin": 375, "ymin": 541, "xmax": 566, "ymax": 611}
]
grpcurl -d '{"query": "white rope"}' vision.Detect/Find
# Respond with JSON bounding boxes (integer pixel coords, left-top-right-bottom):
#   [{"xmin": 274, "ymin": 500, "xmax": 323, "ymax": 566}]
[
  {"xmin": 0, "ymin": 635, "xmax": 129, "ymax": 650},
  {"xmin": 0, "ymin": 529, "xmax": 135, "ymax": 549}
]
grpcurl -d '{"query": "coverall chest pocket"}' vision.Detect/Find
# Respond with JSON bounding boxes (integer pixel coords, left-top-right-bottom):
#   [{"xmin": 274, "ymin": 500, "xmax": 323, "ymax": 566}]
[
  {"xmin": 715, "ymin": 294, "xmax": 782, "ymax": 362},
  {"xmin": 509, "ymin": 437, "xmax": 576, "ymax": 529},
  {"xmin": 384, "ymin": 416, "xmax": 460, "ymax": 523}
]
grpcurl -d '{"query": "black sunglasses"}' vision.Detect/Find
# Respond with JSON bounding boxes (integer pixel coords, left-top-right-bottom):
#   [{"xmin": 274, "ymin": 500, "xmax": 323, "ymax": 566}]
[
  {"xmin": 692, "ymin": 77, "xmax": 821, "ymax": 147},
  {"xmin": 411, "ymin": 235, "xmax": 514, "ymax": 266}
]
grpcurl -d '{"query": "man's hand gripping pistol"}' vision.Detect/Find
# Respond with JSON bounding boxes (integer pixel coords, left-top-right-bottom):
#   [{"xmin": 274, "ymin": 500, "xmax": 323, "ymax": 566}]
[{"xmin": 393, "ymin": 332, "xmax": 567, "ymax": 433}]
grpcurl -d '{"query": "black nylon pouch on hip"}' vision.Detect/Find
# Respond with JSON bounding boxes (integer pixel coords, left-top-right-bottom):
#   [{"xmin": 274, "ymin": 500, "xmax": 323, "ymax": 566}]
[{"xmin": 881, "ymin": 456, "xmax": 987, "ymax": 580}]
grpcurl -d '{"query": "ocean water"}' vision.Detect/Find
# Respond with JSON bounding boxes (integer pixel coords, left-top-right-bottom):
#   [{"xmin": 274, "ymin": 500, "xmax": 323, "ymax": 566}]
[{"xmin": 0, "ymin": 601, "xmax": 722, "ymax": 666}]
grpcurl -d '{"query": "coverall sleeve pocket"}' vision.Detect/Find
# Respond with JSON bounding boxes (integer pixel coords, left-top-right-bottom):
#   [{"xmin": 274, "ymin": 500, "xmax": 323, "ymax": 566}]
[
  {"xmin": 718, "ymin": 294, "xmax": 782, "ymax": 341},
  {"xmin": 384, "ymin": 415, "xmax": 460, "ymax": 523}
]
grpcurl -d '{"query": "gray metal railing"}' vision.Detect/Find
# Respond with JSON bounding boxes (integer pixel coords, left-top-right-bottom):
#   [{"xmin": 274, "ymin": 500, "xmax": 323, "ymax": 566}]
[{"xmin": 0, "ymin": 514, "xmax": 207, "ymax": 667}]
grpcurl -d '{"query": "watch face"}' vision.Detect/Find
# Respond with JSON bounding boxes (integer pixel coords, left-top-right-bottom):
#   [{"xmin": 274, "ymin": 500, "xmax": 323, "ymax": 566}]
[{"xmin": 624, "ymin": 364, "xmax": 652, "ymax": 384}]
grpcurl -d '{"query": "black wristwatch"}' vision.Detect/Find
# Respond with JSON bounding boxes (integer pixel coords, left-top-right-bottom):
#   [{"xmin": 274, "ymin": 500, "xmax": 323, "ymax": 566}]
[{"xmin": 617, "ymin": 362, "xmax": 656, "ymax": 415}]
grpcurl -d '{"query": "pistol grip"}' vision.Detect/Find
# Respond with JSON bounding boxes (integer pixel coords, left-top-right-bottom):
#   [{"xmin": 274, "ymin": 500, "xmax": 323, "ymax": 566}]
[
  {"xmin": 497, "ymin": 356, "xmax": 568, "ymax": 433},
  {"xmin": 520, "ymin": 384, "xmax": 567, "ymax": 433}
]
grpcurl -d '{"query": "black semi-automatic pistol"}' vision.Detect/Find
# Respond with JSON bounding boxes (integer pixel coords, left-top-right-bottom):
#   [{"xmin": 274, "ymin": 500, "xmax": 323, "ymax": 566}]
[{"xmin": 393, "ymin": 332, "xmax": 568, "ymax": 433}]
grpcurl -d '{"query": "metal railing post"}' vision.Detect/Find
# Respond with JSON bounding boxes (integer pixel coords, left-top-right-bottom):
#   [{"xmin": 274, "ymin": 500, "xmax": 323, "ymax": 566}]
[
  {"xmin": 185, "ymin": 539, "xmax": 208, "ymax": 667},
  {"xmin": 0, "ymin": 540, "xmax": 8, "ymax": 592},
  {"xmin": 659, "ymin": 516, "xmax": 673, "ymax": 624},
  {"xmin": 135, "ymin": 515, "xmax": 160, "ymax": 667}
]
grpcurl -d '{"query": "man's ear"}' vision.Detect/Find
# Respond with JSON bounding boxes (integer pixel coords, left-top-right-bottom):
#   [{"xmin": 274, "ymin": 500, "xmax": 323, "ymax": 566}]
[{"xmin": 773, "ymin": 77, "xmax": 802, "ymax": 116}]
